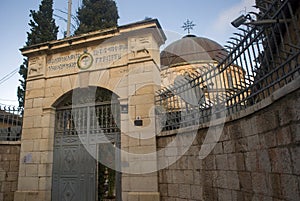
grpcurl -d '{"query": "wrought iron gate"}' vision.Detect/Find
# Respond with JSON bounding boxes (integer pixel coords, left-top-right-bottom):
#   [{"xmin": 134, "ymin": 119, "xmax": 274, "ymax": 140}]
[{"xmin": 52, "ymin": 89, "xmax": 121, "ymax": 201}]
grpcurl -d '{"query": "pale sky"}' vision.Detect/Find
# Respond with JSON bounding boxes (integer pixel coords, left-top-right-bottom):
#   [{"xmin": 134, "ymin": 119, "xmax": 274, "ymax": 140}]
[{"xmin": 0, "ymin": 0, "xmax": 256, "ymax": 106}]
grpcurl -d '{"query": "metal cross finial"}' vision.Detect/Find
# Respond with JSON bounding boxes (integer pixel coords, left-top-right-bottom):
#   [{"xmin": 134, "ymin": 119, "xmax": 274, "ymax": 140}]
[{"xmin": 182, "ymin": 19, "xmax": 196, "ymax": 34}]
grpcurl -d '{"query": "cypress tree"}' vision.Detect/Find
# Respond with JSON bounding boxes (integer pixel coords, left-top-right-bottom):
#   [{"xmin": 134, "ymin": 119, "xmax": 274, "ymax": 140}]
[
  {"xmin": 26, "ymin": 0, "xmax": 59, "ymax": 46},
  {"xmin": 75, "ymin": 0, "xmax": 119, "ymax": 35},
  {"xmin": 17, "ymin": 59, "xmax": 28, "ymax": 110},
  {"xmin": 17, "ymin": 0, "xmax": 58, "ymax": 109}
]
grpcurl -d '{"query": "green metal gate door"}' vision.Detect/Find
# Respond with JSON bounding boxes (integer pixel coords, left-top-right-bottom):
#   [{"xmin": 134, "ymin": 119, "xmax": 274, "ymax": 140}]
[
  {"xmin": 52, "ymin": 88, "xmax": 121, "ymax": 201},
  {"xmin": 52, "ymin": 106, "xmax": 96, "ymax": 201}
]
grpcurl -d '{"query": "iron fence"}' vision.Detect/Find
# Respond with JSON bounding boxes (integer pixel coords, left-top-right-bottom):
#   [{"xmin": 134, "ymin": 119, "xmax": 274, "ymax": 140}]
[
  {"xmin": 0, "ymin": 104, "xmax": 22, "ymax": 141},
  {"xmin": 156, "ymin": 0, "xmax": 300, "ymax": 131}
]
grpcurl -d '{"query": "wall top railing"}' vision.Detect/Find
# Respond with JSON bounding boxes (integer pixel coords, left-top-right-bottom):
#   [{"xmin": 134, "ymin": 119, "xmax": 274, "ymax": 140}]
[
  {"xmin": 0, "ymin": 104, "xmax": 23, "ymax": 141},
  {"xmin": 156, "ymin": 0, "xmax": 300, "ymax": 131}
]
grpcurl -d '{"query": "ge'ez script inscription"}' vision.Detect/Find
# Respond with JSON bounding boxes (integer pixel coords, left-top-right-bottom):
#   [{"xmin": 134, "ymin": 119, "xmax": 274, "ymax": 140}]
[
  {"xmin": 47, "ymin": 53, "xmax": 81, "ymax": 71},
  {"xmin": 47, "ymin": 43, "xmax": 128, "ymax": 72},
  {"xmin": 93, "ymin": 44, "xmax": 128, "ymax": 64}
]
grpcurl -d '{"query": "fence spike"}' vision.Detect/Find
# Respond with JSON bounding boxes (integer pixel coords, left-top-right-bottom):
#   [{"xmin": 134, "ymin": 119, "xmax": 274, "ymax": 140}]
[
  {"xmin": 227, "ymin": 41, "xmax": 237, "ymax": 47},
  {"xmin": 237, "ymin": 27, "xmax": 249, "ymax": 34},
  {"xmin": 249, "ymin": 11, "xmax": 261, "ymax": 18},
  {"xmin": 224, "ymin": 45, "xmax": 233, "ymax": 51},
  {"xmin": 233, "ymin": 33, "xmax": 244, "ymax": 38},
  {"xmin": 229, "ymin": 37, "xmax": 241, "ymax": 42}
]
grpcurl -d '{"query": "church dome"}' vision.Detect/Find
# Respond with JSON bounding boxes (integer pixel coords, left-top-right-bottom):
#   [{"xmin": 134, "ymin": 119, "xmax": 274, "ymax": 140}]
[{"xmin": 160, "ymin": 35, "xmax": 227, "ymax": 67}]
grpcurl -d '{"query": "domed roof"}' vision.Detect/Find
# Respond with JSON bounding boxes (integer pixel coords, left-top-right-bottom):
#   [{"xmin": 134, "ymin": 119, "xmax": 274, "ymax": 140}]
[{"xmin": 160, "ymin": 35, "xmax": 227, "ymax": 67}]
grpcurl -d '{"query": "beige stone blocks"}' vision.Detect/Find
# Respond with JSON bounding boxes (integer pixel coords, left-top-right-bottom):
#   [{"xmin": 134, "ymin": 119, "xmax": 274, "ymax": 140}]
[
  {"xmin": 107, "ymin": 77, "xmax": 127, "ymax": 96},
  {"xmin": 39, "ymin": 138, "xmax": 54, "ymax": 152},
  {"xmin": 121, "ymin": 153, "xmax": 158, "ymax": 174},
  {"xmin": 17, "ymin": 164, "xmax": 53, "ymax": 196},
  {"xmin": 32, "ymin": 98, "xmax": 44, "ymax": 108},
  {"xmin": 25, "ymin": 164, "xmax": 38, "ymax": 177},
  {"xmin": 127, "ymin": 192, "xmax": 160, "ymax": 201},
  {"xmin": 77, "ymin": 71, "xmax": 90, "ymax": 88},
  {"xmin": 41, "ymin": 112, "xmax": 55, "ymax": 129},
  {"xmin": 109, "ymin": 66, "xmax": 128, "ymax": 78},
  {"xmin": 24, "ymin": 99, "xmax": 33, "ymax": 109},
  {"xmin": 135, "ymin": 84, "xmax": 157, "ymax": 96},
  {"xmin": 14, "ymin": 191, "xmax": 51, "ymax": 201},
  {"xmin": 21, "ymin": 128, "xmax": 42, "ymax": 140},
  {"xmin": 40, "ymin": 151, "xmax": 53, "ymax": 164},
  {"xmin": 18, "ymin": 177, "xmax": 38, "ymax": 191},
  {"xmin": 23, "ymin": 108, "xmax": 42, "ymax": 118},
  {"xmin": 38, "ymin": 177, "xmax": 51, "ymax": 191},
  {"xmin": 20, "ymin": 140, "xmax": 34, "ymax": 152},
  {"xmin": 38, "ymin": 164, "xmax": 52, "ymax": 177},
  {"xmin": 158, "ymin": 86, "xmax": 300, "ymax": 201},
  {"xmin": 128, "ymin": 71, "xmax": 157, "ymax": 86},
  {"xmin": 128, "ymin": 145, "xmax": 156, "ymax": 154},
  {"xmin": 128, "ymin": 175, "xmax": 158, "ymax": 192},
  {"xmin": 96, "ymin": 70, "xmax": 110, "ymax": 88},
  {"xmin": 26, "ymin": 88, "xmax": 45, "ymax": 99},
  {"xmin": 60, "ymin": 76, "xmax": 73, "ymax": 93},
  {"xmin": 0, "ymin": 144, "xmax": 20, "ymax": 201},
  {"xmin": 41, "ymin": 97, "xmax": 56, "ymax": 109},
  {"xmin": 28, "ymin": 79, "xmax": 45, "ymax": 91},
  {"xmin": 45, "ymin": 86, "xmax": 63, "ymax": 101},
  {"xmin": 45, "ymin": 77, "xmax": 61, "ymax": 88}
]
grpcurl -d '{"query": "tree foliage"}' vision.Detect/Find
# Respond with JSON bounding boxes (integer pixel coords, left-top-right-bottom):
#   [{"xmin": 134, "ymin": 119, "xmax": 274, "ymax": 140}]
[
  {"xmin": 26, "ymin": 0, "xmax": 59, "ymax": 46},
  {"xmin": 17, "ymin": 0, "xmax": 58, "ymax": 109},
  {"xmin": 17, "ymin": 59, "xmax": 28, "ymax": 110},
  {"xmin": 75, "ymin": 0, "xmax": 119, "ymax": 35}
]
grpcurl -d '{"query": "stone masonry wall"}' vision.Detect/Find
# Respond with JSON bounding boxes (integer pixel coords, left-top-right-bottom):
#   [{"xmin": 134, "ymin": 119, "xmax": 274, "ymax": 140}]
[
  {"xmin": 157, "ymin": 80, "xmax": 300, "ymax": 201},
  {"xmin": 0, "ymin": 143, "xmax": 21, "ymax": 201}
]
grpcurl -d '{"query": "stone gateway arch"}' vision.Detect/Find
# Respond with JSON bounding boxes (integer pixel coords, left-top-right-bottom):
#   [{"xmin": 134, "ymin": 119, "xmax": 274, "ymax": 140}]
[{"xmin": 15, "ymin": 19, "xmax": 166, "ymax": 201}]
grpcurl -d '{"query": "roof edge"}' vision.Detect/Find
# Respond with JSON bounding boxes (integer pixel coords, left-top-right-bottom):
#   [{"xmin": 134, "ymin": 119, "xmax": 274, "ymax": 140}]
[{"xmin": 20, "ymin": 18, "xmax": 167, "ymax": 56}]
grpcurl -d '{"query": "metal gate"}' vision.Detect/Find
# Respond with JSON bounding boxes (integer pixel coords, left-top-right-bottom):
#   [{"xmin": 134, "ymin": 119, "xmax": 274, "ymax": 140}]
[{"xmin": 52, "ymin": 88, "xmax": 121, "ymax": 201}]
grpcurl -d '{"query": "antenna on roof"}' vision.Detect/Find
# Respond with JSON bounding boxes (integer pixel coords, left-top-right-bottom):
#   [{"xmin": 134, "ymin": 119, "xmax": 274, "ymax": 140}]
[{"xmin": 66, "ymin": 0, "xmax": 72, "ymax": 37}]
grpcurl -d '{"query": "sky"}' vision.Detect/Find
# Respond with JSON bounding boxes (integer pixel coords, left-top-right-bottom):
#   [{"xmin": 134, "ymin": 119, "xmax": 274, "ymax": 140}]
[{"xmin": 0, "ymin": 0, "xmax": 257, "ymax": 107}]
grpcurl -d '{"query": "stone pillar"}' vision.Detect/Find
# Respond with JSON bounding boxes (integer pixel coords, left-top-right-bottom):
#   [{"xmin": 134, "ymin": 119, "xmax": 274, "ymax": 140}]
[
  {"xmin": 119, "ymin": 34, "xmax": 161, "ymax": 201},
  {"xmin": 14, "ymin": 101, "xmax": 55, "ymax": 201}
]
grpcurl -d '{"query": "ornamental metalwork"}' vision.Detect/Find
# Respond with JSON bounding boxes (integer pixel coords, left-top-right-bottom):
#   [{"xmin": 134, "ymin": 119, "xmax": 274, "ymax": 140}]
[
  {"xmin": 156, "ymin": 0, "xmax": 300, "ymax": 131},
  {"xmin": 0, "ymin": 104, "xmax": 22, "ymax": 141}
]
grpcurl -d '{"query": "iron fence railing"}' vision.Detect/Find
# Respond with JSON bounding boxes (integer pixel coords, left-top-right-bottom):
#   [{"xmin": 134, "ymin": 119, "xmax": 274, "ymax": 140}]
[
  {"xmin": 156, "ymin": 0, "xmax": 300, "ymax": 131},
  {"xmin": 0, "ymin": 104, "xmax": 22, "ymax": 141}
]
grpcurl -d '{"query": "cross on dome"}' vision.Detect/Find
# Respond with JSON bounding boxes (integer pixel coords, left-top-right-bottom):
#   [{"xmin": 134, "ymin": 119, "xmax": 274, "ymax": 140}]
[{"xmin": 182, "ymin": 19, "xmax": 196, "ymax": 34}]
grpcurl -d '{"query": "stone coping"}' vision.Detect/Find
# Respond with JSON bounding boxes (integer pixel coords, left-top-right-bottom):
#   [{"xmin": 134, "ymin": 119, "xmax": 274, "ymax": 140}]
[
  {"xmin": 0, "ymin": 141, "xmax": 21, "ymax": 145},
  {"xmin": 158, "ymin": 76, "xmax": 300, "ymax": 137},
  {"xmin": 20, "ymin": 19, "xmax": 166, "ymax": 56}
]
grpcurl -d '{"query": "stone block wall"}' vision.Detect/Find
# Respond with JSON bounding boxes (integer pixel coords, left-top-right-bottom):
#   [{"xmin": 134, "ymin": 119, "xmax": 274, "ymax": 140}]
[
  {"xmin": 157, "ymin": 79, "xmax": 300, "ymax": 201},
  {"xmin": 0, "ymin": 143, "xmax": 21, "ymax": 201}
]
